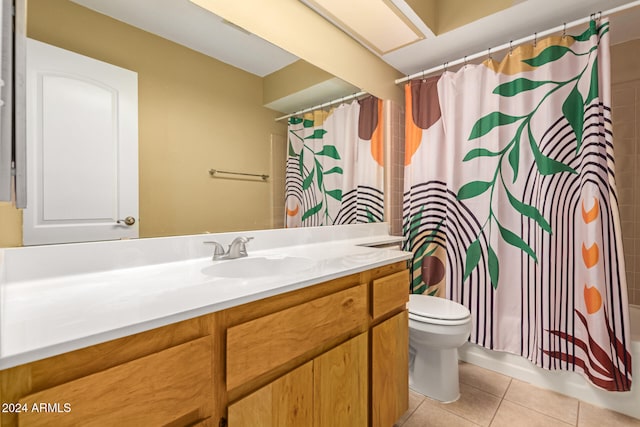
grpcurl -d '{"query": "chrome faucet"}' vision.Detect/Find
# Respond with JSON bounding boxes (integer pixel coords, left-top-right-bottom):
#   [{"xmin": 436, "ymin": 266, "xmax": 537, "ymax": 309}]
[
  {"xmin": 227, "ymin": 236, "xmax": 253, "ymax": 259},
  {"xmin": 204, "ymin": 236, "xmax": 253, "ymax": 260}
]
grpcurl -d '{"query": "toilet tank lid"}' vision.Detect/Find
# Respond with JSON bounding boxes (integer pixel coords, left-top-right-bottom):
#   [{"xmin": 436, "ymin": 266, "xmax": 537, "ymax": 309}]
[{"xmin": 408, "ymin": 294, "xmax": 471, "ymax": 320}]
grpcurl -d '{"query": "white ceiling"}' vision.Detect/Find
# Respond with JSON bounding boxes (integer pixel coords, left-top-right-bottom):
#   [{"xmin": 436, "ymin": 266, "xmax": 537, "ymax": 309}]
[
  {"xmin": 70, "ymin": 0, "xmax": 640, "ymax": 111},
  {"xmin": 70, "ymin": 0, "xmax": 299, "ymax": 77},
  {"xmin": 383, "ymin": 0, "xmax": 640, "ymax": 76}
]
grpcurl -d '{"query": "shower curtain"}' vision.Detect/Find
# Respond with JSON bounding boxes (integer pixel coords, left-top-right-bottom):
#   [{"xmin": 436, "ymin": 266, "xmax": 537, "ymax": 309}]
[
  {"xmin": 403, "ymin": 20, "xmax": 632, "ymax": 391},
  {"xmin": 285, "ymin": 96, "xmax": 384, "ymax": 227}
]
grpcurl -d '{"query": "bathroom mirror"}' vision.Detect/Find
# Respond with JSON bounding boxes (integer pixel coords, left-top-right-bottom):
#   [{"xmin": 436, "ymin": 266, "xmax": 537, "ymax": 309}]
[{"xmin": 0, "ymin": 0, "xmax": 362, "ymax": 247}]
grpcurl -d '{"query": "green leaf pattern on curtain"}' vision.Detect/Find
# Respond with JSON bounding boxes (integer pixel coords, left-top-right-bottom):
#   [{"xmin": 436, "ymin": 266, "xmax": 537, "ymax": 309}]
[
  {"xmin": 286, "ymin": 99, "xmax": 385, "ymax": 227},
  {"xmin": 458, "ymin": 21, "xmax": 608, "ymax": 286},
  {"xmin": 288, "ymin": 122, "xmax": 343, "ymax": 224}
]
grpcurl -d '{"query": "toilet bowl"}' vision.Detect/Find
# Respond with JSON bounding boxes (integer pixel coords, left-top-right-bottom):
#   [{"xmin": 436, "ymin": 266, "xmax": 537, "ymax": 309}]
[{"xmin": 408, "ymin": 294, "xmax": 472, "ymax": 403}]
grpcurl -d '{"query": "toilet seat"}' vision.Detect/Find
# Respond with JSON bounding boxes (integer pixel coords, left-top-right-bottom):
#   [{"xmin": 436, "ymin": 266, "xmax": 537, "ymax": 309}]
[{"xmin": 408, "ymin": 294, "xmax": 471, "ymax": 326}]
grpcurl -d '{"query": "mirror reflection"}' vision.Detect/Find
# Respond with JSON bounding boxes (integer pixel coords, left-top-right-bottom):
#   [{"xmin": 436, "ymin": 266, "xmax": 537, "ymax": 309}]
[{"xmin": 0, "ymin": 0, "xmax": 360, "ymax": 247}]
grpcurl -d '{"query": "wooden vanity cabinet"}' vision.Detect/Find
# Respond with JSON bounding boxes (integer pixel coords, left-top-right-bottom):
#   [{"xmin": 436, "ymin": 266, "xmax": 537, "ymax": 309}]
[
  {"xmin": 0, "ymin": 316, "xmax": 218, "ymax": 427},
  {"xmin": 225, "ymin": 284, "xmax": 368, "ymax": 391},
  {"xmin": 228, "ymin": 333, "xmax": 368, "ymax": 427},
  {"xmin": 225, "ymin": 279, "xmax": 369, "ymax": 427},
  {"xmin": 226, "ymin": 262, "xmax": 409, "ymax": 427},
  {"xmin": 0, "ymin": 261, "xmax": 409, "ymax": 427}
]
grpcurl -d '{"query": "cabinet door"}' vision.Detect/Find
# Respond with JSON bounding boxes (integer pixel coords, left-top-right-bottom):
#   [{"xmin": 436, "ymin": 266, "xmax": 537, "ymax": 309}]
[
  {"xmin": 17, "ymin": 337, "xmax": 212, "ymax": 427},
  {"xmin": 314, "ymin": 333, "xmax": 368, "ymax": 427},
  {"xmin": 371, "ymin": 310, "xmax": 409, "ymax": 427},
  {"xmin": 228, "ymin": 361, "xmax": 313, "ymax": 427}
]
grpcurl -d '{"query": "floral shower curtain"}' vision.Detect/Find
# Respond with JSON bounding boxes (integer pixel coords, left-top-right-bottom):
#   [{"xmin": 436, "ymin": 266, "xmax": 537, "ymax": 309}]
[
  {"xmin": 403, "ymin": 20, "xmax": 632, "ymax": 391},
  {"xmin": 285, "ymin": 96, "xmax": 384, "ymax": 227}
]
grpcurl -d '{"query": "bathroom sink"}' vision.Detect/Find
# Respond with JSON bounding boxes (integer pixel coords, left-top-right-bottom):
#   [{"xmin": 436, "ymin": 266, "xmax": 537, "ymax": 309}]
[{"xmin": 201, "ymin": 256, "xmax": 316, "ymax": 278}]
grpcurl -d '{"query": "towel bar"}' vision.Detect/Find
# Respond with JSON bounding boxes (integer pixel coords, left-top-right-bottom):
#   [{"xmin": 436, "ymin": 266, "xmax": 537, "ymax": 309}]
[{"xmin": 209, "ymin": 169, "xmax": 269, "ymax": 181}]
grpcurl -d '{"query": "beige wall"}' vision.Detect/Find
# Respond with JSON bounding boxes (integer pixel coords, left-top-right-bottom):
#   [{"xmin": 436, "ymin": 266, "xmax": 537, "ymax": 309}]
[
  {"xmin": 406, "ymin": 0, "xmax": 513, "ymax": 35},
  {"xmin": 433, "ymin": 0, "xmax": 513, "ymax": 34},
  {"xmin": 0, "ymin": 203, "xmax": 22, "ymax": 247},
  {"xmin": 611, "ymin": 39, "xmax": 640, "ymax": 306},
  {"xmin": 0, "ymin": 0, "xmax": 287, "ymax": 246}
]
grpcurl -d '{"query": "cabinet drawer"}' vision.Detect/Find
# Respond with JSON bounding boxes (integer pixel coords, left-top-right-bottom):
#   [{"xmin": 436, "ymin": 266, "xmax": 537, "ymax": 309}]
[
  {"xmin": 227, "ymin": 284, "xmax": 367, "ymax": 390},
  {"xmin": 371, "ymin": 270, "xmax": 409, "ymax": 319},
  {"xmin": 18, "ymin": 337, "xmax": 212, "ymax": 427}
]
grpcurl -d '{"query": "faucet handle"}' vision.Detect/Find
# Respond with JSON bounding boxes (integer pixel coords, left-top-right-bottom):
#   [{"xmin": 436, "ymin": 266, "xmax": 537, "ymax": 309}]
[
  {"xmin": 203, "ymin": 241, "xmax": 226, "ymax": 260},
  {"xmin": 232, "ymin": 236, "xmax": 253, "ymax": 244}
]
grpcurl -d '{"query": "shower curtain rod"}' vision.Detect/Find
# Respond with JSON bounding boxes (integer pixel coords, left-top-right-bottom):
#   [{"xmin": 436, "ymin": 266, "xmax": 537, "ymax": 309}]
[
  {"xmin": 395, "ymin": 0, "xmax": 640, "ymax": 85},
  {"xmin": 275, "ymin": 91, "xmax": 368, "ymax": 122}
]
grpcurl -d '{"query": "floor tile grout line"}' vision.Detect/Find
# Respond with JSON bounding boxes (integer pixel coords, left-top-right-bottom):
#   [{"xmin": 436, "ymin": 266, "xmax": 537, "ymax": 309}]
[
  {"xmin": 499, "ymin": 397, "xmax": 579, "ymax": 426},
  {"xmin": 430, "ymin": 393, "xmax": 497, "ymax": 427},
  {"xmin": 501, "ymin": 375, "xmax": 582, "ymax": 425},
  {"xmin": 488, "ymin": 397, "xmax": 505, "ymax": 427},
  {"xmin": 576, "ymin": 401, "xmax": 581, "ymax": 427},
  {"xmin": 401, "ymin": 398, "xmax": 426, "ymax": 426},
  {"xmin": 458, "ymin": 377, "xmax": 512, "ymax": 399},
  {"xmin": 489, "ymin": 378, "xmax": 512, "ymax": 426},
  {"xmin": 395, "ymin": 395, "xmax": 431, "ymax": 427}
]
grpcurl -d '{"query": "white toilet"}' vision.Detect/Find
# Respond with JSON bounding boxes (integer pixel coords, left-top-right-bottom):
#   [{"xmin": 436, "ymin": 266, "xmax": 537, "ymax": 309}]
[{"xmin": 408, "ymin": 294, "xmax": 472, "ymax": 403}]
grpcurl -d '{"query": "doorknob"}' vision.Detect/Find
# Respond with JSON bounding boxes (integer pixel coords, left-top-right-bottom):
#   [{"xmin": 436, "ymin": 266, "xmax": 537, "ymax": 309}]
[{"xmin": 117, "ymin": 216, "xmax": 136, "ymax": 226}]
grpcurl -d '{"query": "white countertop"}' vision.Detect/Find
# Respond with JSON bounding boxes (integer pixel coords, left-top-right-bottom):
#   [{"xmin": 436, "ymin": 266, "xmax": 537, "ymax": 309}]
[{"xmin": 0, "ymin": 223, "xmax": 410, "ymax": 369}]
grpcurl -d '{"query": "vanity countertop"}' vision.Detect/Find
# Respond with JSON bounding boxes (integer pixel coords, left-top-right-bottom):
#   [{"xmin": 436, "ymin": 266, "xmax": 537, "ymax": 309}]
[{"xmin": 0, "ymin": 223, "xmax": 411, "ymax": 369}]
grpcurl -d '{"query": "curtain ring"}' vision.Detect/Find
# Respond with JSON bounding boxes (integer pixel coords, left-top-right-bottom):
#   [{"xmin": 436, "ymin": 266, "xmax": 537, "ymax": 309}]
[
  {"xmin": 597, "ymin": 11, "xmax": 602, "ymax": 21},
  {"xmin": 487, "ymin": 47, "xmax": 492, "ymax": 60},
  {"xmin": 533, "ymin": 32, "xmax": 537, "ymax": 48},
  {"xmin": 509, "ymin": 40, "xmax": 513, "ymax": 55},
  {"xmin": 562, "ymin": 23, "xmax": 566, "ymax": 39},
  {"xmin": 443, "ymin": 62, "xmax": 448, "ymax": 72},
  {"xmin": 421, "ymin": 70, "xmax": 426, "ymax": 82},
  {"xmin": 464, "ymin": 56, "xmax": 468, "ymax": 68}
]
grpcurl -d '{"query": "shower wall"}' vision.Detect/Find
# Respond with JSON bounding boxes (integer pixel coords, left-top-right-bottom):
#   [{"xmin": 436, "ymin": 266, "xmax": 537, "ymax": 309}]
[
  {"xmin": 612, "ymin": 38, "xmax": 640, "ymax": 306},
  {"xmin": 385, "ymin": 100, "xmax": 405, "ymax": 236}
]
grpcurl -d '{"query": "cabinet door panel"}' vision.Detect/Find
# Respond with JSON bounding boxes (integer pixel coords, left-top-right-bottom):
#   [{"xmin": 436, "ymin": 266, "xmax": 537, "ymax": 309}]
[
  {"xmin": 372, "ymin": 310, "xmax": 409, "ymax": 427},
  {"xmin": 228, "ymin": 361, "xmax": 313, "ymax": 427},
  {"xmin": 18, "ymin": 337, "xmax": 212, "ymax": 427},
  {"xmin": 314, "ymin": 333, "xmax": 367, "ymax": 427}
]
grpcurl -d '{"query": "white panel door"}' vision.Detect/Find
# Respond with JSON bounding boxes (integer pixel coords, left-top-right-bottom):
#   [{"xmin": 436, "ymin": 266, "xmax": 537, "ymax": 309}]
[{"xmin": 23, "ymin": 38, "xmax": 138, "ymax": 245}]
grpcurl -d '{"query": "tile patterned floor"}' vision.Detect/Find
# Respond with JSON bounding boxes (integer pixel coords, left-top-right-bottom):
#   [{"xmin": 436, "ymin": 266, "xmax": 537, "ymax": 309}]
[{"xmin": 396, "ymin": 362, "xmax": 640, "ymax": 427}]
